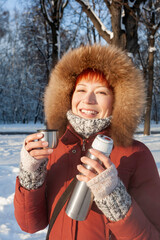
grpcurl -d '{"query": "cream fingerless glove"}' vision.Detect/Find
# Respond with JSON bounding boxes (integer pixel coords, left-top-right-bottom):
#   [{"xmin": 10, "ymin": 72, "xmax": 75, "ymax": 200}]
[
  {"xmin": 20, "ymin": 141, "xmax": 48, "ymax": 172},
  {"xmin": 87, "ymin": 164, "xmax": 132, "ymax": 222},
  {"xmin": 19, "ymin": 142, "xmax": 48, "ymax": 190},
  {"xmin": 87, "ymin": 164, "xmax": 118, "ymax": 200}
]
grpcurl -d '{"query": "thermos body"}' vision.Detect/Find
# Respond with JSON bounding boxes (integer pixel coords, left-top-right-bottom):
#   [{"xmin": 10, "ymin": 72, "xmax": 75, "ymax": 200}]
[
  {"xmin": 65, "ymin": 135, "xmax": 113, "ymax": 221},
  {"xmin": 65, "ymin": 180, "xmax": 93, "ymax": 221}
]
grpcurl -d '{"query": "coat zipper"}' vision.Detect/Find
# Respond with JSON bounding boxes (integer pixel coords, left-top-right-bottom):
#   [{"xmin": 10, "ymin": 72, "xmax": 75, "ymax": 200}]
[
  {"xmin": 109, "ymin": 230, "xmax": 112, "ymax": 239},
  {"xmin": 82, "ymin": 138, "xmax": 86, "ymax": 151}
]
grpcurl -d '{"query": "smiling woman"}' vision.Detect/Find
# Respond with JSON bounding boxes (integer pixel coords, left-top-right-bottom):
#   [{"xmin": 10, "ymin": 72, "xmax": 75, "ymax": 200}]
[{"xmin": 14, "ymin": 44, "xmax": 160, "ymax": 240}]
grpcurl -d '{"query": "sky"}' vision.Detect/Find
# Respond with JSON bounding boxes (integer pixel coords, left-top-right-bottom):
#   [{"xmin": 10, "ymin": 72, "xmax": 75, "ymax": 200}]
[
  {"xmin": 3, "ymin": 0, "xmax": 22, "ymax": 13},
  {"xmin": 4, "ymin": 0, "xmax": 18, "ymax": 9}
]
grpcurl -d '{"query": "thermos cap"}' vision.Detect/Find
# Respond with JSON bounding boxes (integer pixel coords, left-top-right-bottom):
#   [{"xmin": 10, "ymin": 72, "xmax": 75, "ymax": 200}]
[{"xmin": 91, "ymin": 135, "xmax": 113, "ymax": 155}]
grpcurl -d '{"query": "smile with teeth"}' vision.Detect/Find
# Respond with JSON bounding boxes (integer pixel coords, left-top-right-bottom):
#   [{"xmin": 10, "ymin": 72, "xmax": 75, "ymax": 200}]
[{"xmin": 80, "ymin": 109, "xmax": 98, "ymax": 115}]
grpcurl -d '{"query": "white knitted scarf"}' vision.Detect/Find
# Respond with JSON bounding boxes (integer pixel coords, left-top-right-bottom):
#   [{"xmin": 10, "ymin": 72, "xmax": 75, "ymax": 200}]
[{"xmin": 66, "ymin": 110, "xmax": 112, "ymax": 138}]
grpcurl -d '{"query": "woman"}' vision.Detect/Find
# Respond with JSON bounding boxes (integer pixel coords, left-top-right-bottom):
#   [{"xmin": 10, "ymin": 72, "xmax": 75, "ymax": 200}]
[{"xmin": 14, "ymin": 44, "xmax": 160, "ymax": 239}]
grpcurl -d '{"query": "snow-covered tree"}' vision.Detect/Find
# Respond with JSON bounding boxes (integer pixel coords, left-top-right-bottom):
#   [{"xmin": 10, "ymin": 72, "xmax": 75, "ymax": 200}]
[
  {"xmin": 138, "ymin": 0, "xmax": 160, "ymax": 134},
  {"xmin": 74, "ymin": 0, "xmax": 160, "ymax": 133}
]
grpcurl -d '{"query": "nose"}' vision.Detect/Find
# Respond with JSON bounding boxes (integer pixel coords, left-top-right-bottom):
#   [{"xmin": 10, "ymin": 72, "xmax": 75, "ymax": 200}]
[{"xmin": 83, "ymin": 92, "xmax": 96, "ymax": 104}]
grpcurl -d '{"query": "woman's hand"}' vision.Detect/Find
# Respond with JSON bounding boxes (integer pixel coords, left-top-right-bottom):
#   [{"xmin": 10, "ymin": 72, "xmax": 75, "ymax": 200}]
[
  {"xmin": 76, "ymin": 148, "xmax": 112, "ymax": 182},
  {"xmin": 25, "ymin": 133, "xmax": 53, "ymax": 160}
]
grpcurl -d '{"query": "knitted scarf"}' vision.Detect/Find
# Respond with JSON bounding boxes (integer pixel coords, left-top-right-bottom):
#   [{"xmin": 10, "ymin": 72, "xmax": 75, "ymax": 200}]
[{"xmin": 66, "ymin": 110, "xmax": 112, "ymax": 138}]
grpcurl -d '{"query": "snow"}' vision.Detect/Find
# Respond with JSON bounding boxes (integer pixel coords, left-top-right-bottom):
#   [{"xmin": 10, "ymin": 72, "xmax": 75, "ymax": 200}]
[
  {"xmin": 127, "ymin": 52, "xmax": 134, "ymax": 58},
  {"xmin": 0, "ymin": 123, "xmax": 47, "ymax": 240},
  {"xmin": 0, "ymin": 122, "xmax": 160, "ymax": 239},
  {"xmin": 149, "ymin": 46, "xmax": 156, "ymax": 52},
  {"xmin": 153, "ymin": 24, "xmax": 158, "ymax": 30},
  {"xmin": 156, "ymin": 7, "xmax": 160, "ymax": 13},
  {"xmin": 0, "ymin": 123, "xmax": 45, "ymax": 133}
]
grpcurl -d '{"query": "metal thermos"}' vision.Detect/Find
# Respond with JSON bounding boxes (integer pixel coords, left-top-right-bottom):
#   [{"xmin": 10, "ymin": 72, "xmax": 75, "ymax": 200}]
[{"xmin": 65, "ymin": 134, "xmax": 113, "ymax": 221}]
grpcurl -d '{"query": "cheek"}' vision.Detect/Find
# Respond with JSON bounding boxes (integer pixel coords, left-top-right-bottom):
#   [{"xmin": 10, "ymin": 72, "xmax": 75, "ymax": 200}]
[
  {"xmin": 101, "ymin": 96, "xmax": 113, "ymax": 113},
  {"xmin": 71, "ymin": 94, "xmax": 78, "ymax": 112}
]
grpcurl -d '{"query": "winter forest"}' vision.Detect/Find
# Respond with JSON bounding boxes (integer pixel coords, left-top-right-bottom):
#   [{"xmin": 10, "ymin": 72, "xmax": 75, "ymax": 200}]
[{"xmin": 0, "ymin": 0, "xmax": 160, "ymax": 135}]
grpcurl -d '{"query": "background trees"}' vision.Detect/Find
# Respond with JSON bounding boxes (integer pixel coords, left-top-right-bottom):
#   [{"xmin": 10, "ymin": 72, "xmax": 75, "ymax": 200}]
[
  {"xmin": 75, "ymin": 0, "xmax": 160, "ymax": 134},
  {"xmin": 0, "ymin": 0, "xmax": 159, "ymax": 133}
]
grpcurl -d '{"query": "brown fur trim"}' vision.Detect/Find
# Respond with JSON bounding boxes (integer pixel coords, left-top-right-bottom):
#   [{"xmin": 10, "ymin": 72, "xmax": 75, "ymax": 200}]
[{"xmin": 44, "ymin": 44, "xmax": 146, "ymax": 146}]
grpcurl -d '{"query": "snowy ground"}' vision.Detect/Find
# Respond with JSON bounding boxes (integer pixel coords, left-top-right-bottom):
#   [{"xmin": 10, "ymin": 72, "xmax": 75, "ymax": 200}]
[{"xmin": 0, "ymin": 122, "xmax": 160, "ymax": 240}]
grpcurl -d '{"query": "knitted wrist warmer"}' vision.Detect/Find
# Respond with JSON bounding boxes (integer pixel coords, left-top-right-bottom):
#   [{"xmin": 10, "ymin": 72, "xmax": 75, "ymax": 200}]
[
  {"xmin": 95, "ymin": 179, "xmax": 132, "ymax": 222},
  {"xmin": 87, "ymin": 164, "xmax": 118, "ymax": 200},
  {"xmin": 18, "ymin": 143, "xmax": 48, "ymax": 190},
  {"xmin": 19, "ymin": 160, "xmax": 48, "ymax": 190}
]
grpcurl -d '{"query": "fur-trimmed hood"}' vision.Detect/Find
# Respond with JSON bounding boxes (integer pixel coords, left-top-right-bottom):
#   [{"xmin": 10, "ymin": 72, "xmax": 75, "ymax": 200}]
[{"xmin": 44, "ymin": 44, "xmax": 146, "ymax": 147}]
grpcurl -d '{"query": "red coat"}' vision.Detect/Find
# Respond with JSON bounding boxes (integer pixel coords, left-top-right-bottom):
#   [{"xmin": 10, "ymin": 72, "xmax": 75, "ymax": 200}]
[{"xmin": 14, "ymin": 125, "xmax": 160, "ymax": 239}]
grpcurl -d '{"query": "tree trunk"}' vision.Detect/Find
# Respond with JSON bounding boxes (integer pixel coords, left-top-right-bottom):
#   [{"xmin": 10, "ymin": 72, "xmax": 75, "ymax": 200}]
[
  {"xmin": 143, "ymin": 11, "xmax": 155, "ymax": 135},
  {"xmin": 40, "ymin": 0, "xmax": 60, "ymax": 72},
  {"xmin": 110, "ymin": 0, "xmax": 126, "ymax": 49},
  {"xmin": 123, "ymin": 5, "xmax": 139, "ymax": 54},
  {"xmin": 51, "ymin": 22, "xmax": 59, "ymax": 67},
  {"xmin": 143, "ymin": 45, "xmax": 155, "ymax": 135},
  {"xmin": 153, "ymin": 93, "xmax": 158, "ymax": 124}
]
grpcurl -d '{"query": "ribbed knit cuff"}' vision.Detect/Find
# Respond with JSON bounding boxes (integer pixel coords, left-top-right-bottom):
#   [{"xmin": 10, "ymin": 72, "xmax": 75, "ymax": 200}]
[
  {"xmin": 19, "ymin": 161, "xmax": 47, "ymax": 190},
  {"xmin": 95, "ymin": 179, "xmax": 132, "ymax": 222},
  {"xmin": 87, "ymin": 164, "xmax": 118, "ymax": 200}
]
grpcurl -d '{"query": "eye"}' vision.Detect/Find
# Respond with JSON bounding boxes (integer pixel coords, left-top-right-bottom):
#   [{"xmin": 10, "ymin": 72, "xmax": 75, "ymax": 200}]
[
  {"xmin": 97, "ymin": 91, "xmax": 107, "ymax": 95},
  {"xmin": 76, "ymin": 89, "xmax": 86, "ymax": 93}
]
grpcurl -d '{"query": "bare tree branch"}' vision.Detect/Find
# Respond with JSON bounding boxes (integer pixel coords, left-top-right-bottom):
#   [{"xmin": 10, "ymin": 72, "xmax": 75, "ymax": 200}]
[
  {"xmin": 104, "ymin": 0, "xmax": 111, "ymax": 12},
  {"xmin": 155, "ymin": 22, "xmax": 160, "ymax": 32},
  {"xmin": 75, "ymin": 0, "xmax": 113, "ymax": 43},
  {"xmin": 40, "ymin": 0, "xmax": 53, "ymax": 26}
]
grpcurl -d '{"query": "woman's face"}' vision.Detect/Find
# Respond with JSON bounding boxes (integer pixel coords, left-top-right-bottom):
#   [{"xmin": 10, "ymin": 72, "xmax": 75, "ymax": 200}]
[{"xmin": 72, "ymin": 78, "xmax": 114, "ymax": 119}]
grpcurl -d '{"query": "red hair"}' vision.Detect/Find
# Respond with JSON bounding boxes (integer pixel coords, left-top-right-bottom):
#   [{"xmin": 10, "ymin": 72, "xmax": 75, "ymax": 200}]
[{"xmin": 76, "ymin": 69, "xmax": 112, "ymax": 90}]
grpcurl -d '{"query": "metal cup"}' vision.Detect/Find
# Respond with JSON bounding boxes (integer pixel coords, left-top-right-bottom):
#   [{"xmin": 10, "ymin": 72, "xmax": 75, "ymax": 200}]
[{"xmin": 37, "ymin": 129, "xmax": 59, "ymax": 149}]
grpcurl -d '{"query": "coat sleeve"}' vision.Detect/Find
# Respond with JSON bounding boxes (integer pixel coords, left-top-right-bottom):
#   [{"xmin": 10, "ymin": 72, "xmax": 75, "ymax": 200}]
[
  {"xmin": 14, "ymin": 177, "xmax": 48, "ymax": 233},
  {"xmin": 107, "ymin": 142, "xmax": 160, "ymax": 240}
]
